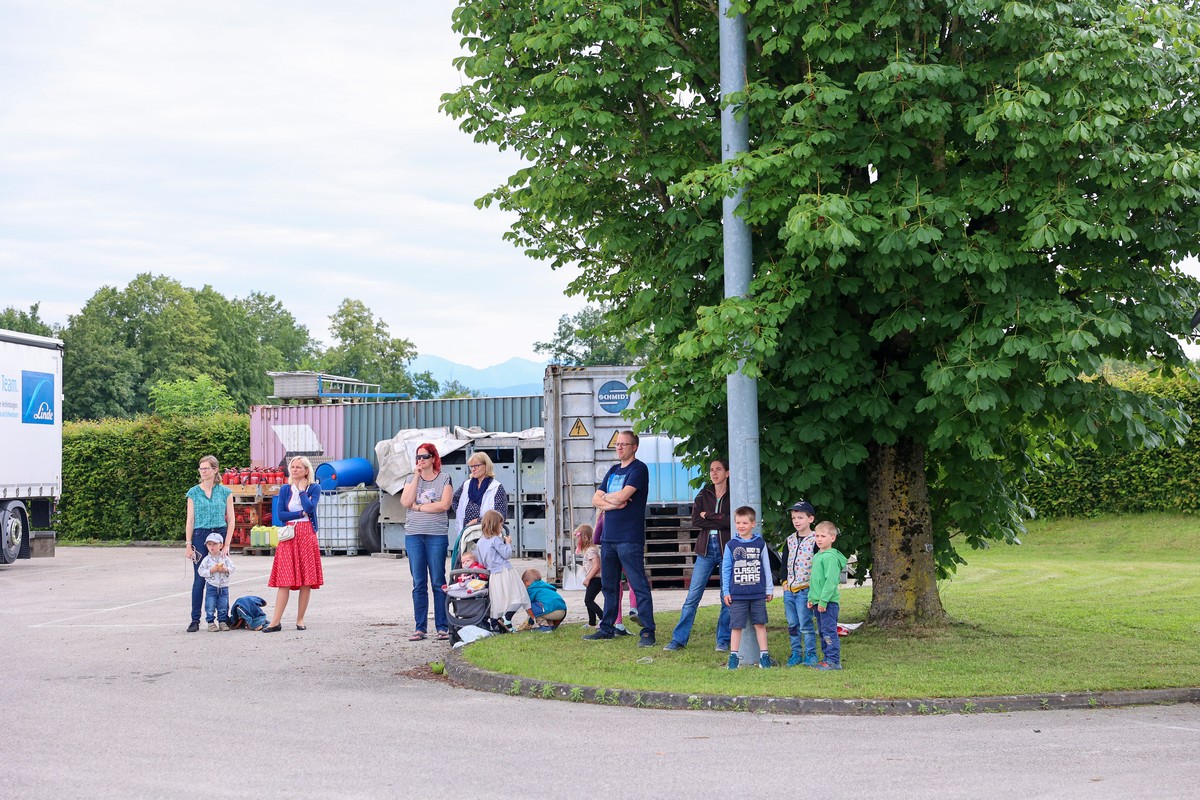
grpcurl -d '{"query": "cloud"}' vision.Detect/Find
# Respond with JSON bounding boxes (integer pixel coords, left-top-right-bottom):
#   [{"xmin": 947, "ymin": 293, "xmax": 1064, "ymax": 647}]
[{"xmin": 0, "ymin": 0, "xmax": 584, "ymax": 367}]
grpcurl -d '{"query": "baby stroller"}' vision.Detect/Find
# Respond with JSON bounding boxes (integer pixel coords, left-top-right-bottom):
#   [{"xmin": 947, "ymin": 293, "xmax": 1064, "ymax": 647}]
[{"xmin": 444, "ymin": 564, "xmax": 491, "ymax": 645}]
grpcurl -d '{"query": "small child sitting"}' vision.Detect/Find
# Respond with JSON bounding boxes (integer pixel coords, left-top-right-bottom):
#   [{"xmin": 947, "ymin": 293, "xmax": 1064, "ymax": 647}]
[
  {"xmin": 455, "ymin": 548, "xmax": 486, "ymax": 585},
  {"xmin": 521, "ymin": 569, "xmax": 567, "ymax": 631}
]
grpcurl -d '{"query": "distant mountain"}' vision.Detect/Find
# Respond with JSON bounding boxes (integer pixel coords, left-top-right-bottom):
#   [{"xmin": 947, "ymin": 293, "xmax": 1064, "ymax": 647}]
[{"xmin": 410, "ymin": 355, "xmax": 548, "ymax": 397}]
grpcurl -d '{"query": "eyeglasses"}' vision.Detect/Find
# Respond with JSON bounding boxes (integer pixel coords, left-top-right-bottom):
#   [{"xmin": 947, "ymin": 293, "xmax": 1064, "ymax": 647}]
[
  {"xmin": 468, "ymin": 463, "xmax": 483, "ymax": 469},
  {"xmin": 198, "ymin": 466, "xmax": 214, "ymax": 471},
  {"xmin": 415, "ymin": 453, "xmax": 433, "ymax": 461},
  {"xmin": 615, "ymin": 442, "xmax": 635, "ymax": 448}
]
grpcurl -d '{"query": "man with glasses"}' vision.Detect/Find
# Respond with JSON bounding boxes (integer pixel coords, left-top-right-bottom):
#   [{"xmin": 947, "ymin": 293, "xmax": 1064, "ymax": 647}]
[{"xmin": 584, "ymin": 431, "xmax": 656, "ymax": 646}]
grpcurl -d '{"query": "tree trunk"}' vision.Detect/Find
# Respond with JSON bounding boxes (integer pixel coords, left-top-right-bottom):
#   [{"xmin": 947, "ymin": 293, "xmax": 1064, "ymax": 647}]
[{"xmin": 865, "ymin": 438, "xmax": 948, "ymax": 628}]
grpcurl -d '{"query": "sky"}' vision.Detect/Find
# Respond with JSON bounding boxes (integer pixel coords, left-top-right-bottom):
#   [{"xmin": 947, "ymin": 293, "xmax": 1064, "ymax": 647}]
[
  {"xmin": 0, "ymin": 0, "xmax": 584, "ymax": 368},
  {"xmin": 3, "ymin": 2, "xmax": 1199, "ymax": 368}
]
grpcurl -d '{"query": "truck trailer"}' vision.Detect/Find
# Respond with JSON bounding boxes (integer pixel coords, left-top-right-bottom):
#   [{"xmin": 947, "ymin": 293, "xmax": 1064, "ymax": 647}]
[{"xmin": 0, "ymin": 329, "xmax": 63, "ymax": 563}]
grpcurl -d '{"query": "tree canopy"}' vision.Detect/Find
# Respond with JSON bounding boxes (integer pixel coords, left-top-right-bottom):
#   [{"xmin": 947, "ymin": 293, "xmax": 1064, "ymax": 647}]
[
  {"xmin": 0, "ymin": 302, "xmax": 57, "ymax": 337},
  {"xmin": 444, "ymin": 0, "xmax": 1200, "ymax": 624},
  {"xmin": 49, "ymin": 274, "xmax": 447, "ymax": 420},
  {"xmin": 534, "ymin": 305, "xmax": 641, "ymax": 365}
]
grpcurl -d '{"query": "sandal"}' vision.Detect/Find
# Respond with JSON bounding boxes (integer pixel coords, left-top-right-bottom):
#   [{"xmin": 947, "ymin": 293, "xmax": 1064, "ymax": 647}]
[
  {"xmin": 408, "ymin": 631, "xmax": 427, "ymax": 641},
  {"xmin": 435, "ymin": 630, "xmax": 450, "ymax": 641}
]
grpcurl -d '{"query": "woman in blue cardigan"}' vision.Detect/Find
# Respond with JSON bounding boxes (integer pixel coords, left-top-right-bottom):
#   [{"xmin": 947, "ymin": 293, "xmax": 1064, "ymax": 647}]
[{"xmin": 264, "ymin": 456, "xmax": 324, "ymax": 632}]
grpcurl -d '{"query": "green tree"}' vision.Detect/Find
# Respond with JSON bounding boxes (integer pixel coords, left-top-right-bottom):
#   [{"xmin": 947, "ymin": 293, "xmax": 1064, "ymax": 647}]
[
  {"xmin": 444, "ymin": 0, "xmax": 1200, "ymax": 626},
  {"xmin": 149, "ymin": 375, "xmax": 236, "ymax": 417},
  {"xmin": 61, "ymin": 300, "xmax": 142, "ymax": 420},
  {"xmin": 318, "ymin": 299, "xmax": 436, "ymax": 398},
  {"xmin": 192, "ymin": 288, "xmax": 315, "ymax": 410},
  {"xmin": 0, "ymin": 303, "xmax": 57, "ymax": 337},
  {"xmin": 63, "ymin": 274, "xmax": 220, "ymax": 418},
  {"xmin": 534, "ymin": 305, "xmax": 641, "ymax": 366},
  {"xmin": 238, "ymin": 291, "xmax": 314, "ymax": 370},
  {"xmin": 438, "ymin": 379, "xmax": 484, "ymax": 398}
]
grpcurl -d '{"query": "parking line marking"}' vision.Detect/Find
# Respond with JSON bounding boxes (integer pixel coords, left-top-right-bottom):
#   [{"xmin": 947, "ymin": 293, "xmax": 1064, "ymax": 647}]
[{"xmin": 31, "ymin": 575, "xmax": 265, "ymax": 628}]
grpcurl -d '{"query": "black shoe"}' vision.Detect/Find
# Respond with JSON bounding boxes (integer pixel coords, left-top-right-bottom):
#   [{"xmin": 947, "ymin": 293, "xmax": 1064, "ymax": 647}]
[
  {"xmin": 637, "ymin": 631, "xmax": 656, "ymax": 648},
  {"xmin": 186, "ymin": 621, "xmax": 199, "ymax": 633},
  {"xmin": 627, "ymin": 608, "xmax": 643, "ymax": 628},
  {"xmin": 583, "ymin": 630, "xmax": 615, "ymax": 641},
  {"xmin": 613, "ymin": 625, "xmax": 631, "ymax": 636}
]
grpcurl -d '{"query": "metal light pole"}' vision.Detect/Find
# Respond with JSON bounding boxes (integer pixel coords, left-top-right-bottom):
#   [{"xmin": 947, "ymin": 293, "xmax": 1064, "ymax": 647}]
[
  {"xmin": 719, "ymin": 0, "xmax": 765, "ymax": 668},
  {"xmin": 719, "ymin": 1, "xmax": 762, "ymax": 523}
]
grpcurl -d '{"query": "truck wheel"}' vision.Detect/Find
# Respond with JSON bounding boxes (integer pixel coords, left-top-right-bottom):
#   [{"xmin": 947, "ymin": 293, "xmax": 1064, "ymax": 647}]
[
  {"xmin": 0, "ymin": 503, "xmax": 27, "ymax": 564},
  {"xmin": 357, "ymin": 499, "xmax": 381, "ymax": 554}
]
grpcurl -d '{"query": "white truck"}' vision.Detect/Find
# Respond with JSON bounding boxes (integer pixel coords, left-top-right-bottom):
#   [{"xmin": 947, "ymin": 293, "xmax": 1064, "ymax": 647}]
[{"xmin": 0, "ymin": 329, "xmax": 63, "ymax": 563}]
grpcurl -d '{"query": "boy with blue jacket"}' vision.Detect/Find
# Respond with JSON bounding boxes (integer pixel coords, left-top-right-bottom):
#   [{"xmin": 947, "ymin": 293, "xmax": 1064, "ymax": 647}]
[{"xmin": 721, "ymin": 506, "xmax": 774, "ymax": 669}]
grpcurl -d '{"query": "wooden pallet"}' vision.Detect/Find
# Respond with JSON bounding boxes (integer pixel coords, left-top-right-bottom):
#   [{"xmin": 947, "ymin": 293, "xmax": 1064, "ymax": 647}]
[{"xmin": 242, "ymin": 547, "xmax": 275, "ymax": 556}]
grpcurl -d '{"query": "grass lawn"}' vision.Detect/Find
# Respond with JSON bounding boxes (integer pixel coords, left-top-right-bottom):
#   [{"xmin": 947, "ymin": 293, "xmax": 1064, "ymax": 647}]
[{"xmin": 459, "ymin": 513, "xmax": 1200, "ymax": 699}]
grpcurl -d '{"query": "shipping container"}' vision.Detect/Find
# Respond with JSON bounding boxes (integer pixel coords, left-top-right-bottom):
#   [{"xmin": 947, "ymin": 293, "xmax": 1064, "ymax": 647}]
[
  {"xmin": 543, "ymin": 365, "xmax": 702, "ymax": 584},
  {"xmin": 250, "ymin": 404, "xmax": 345, "ymax": 469},
  {"xmin": 343, "ymin": 396, "xmax": 542, "ymax": 470}
]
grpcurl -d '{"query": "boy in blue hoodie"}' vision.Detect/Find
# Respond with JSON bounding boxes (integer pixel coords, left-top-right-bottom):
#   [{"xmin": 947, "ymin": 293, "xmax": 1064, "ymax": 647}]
[
  {"xmin": 720, "ymin": 506, "xmax": 774, "ymax": 669},
  {"xmin": 807, "ymin": 521, "xmax": 848, "ymax": 670}
]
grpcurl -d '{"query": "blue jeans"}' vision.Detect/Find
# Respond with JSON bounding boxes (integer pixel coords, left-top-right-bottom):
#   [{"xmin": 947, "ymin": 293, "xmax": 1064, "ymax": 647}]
[
  {"xmin": 408, "ymin": 534, "xmax": 448, "ymax": 633},
  {"xmin": 814, "ymin": 601, "xmax": 841, "ymax": 666},
  {"xmin": 190, "ymin": 528, "xmax": 222, "ymax": 622},
  {"xmin": 599, "ymin": 542, "xmax": 655, "ymax": 635},
  {"xmin": 783, "ymin": 588, "xmax": 818, "ymax": 660},
  {"xmin": 204, "ymin": 584, "xmax": 230, "ymax": 623},
  {"xmin": 669, "ymin": 551, "xmax": 730, "ymax": 648}
]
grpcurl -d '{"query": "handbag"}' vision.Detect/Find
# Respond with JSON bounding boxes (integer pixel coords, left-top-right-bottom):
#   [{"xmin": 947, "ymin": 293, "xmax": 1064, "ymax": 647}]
[{"xmin": 277, "ymin": 525, "xmax": 296, "ymax": 542}]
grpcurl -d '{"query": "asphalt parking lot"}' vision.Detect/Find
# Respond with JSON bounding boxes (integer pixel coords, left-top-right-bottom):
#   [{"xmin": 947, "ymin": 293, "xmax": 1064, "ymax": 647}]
[{"xmin": 3, "ymin": 547, "xmax": 1198, "ymax": 799}]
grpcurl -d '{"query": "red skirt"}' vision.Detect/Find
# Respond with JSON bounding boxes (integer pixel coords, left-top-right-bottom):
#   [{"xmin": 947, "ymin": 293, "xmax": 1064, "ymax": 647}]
[{"xmin": 268, "ymin": 521, "xmax": 324, "ymax": 589}]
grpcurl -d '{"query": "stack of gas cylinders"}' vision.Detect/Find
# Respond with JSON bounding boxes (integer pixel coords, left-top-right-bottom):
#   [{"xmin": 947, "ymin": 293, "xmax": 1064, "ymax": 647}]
[{"xmin": 221, "ymin": 467, "xmax": 286, "ymax": 485}]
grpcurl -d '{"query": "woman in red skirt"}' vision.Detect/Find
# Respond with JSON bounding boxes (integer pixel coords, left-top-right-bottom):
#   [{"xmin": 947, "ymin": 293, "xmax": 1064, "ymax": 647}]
[{"xmin": 264, "ymin": 456, "xmax": 324, "ymax": 632}]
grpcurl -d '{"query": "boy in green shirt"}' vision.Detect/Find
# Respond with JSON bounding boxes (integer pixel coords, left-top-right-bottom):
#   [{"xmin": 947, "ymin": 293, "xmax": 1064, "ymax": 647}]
[{"xmin": 806, "ymin": 521, "xmax": 847, "ymax": 670}]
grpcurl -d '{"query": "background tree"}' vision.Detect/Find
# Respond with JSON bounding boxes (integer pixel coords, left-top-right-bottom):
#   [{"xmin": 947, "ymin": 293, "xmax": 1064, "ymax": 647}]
[
  {"xmin": 193, "ymin": 287, "xmax": 314, "ymax": 409},
  {"xmin": 149, "ymin": 375, "xmax": 236, "ymax": 417},
  {"xmin": 445, "ymin": 0, "xmax": 1200, "ymax": 626},
  {"xmin": 61, "ymin": 289, "xmax": 144, "ymax": 420},
  {"xmin": 63, "ymin": 274, "xmax": 220, "ymax": 418},
  {"xmin": 318, "ymin": 299, "xmax": 439, "ymax": 398},
  {"xmin": 0, "ymin": 303, "xmax": 57, "ymax": 337},
  {"xmin": 438, "ymin": 379, "xmax": 484, "ymax": 399},
  {"xmin": 534, "ymin": 305, "xmax": 643, "ymax": 366}
]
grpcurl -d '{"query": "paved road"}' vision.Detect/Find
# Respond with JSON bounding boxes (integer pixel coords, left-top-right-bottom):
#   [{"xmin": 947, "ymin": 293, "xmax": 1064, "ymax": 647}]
[{"xmin": 3, "ymin": 547, "xmax": 1197, "ymax": 799}]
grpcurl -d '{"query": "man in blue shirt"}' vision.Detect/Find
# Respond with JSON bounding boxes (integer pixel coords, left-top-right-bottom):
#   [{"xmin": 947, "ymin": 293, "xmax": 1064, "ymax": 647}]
[{"xmin": 584, "ymin": 430, "xmax": 656, "ymax": 647}]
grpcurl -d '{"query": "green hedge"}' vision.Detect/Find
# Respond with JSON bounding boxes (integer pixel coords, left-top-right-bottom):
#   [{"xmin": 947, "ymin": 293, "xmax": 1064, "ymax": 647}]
[
  {"xmin": 60, "ymin": 413, "xmax": 249, "ymax": 541},
  {"xmin": 1025, "ymin": 374, "xmax": 1200, "ymax": 518}
]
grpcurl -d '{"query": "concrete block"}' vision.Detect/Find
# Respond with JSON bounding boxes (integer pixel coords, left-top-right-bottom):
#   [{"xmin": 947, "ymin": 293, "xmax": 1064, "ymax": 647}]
[{"xmin": 30, "ymin": 530, "xmax": 56, "ymax": 558}]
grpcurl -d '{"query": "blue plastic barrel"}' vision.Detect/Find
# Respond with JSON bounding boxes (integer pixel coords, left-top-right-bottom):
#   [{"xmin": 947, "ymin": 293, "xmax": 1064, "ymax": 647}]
[{"xmin": 315, "ymin": 457, "xmax": 375, "ymax": 492}]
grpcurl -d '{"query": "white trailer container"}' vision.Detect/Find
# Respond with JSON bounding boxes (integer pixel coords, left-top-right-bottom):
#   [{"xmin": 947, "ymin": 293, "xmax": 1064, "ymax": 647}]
[
  {"xmin": 543, "ymin": 365, "xmax": 700, "ymax": 583},
  {"xmin": 0, "ymin": 329, "xmax": 63, "ymax": 563}
]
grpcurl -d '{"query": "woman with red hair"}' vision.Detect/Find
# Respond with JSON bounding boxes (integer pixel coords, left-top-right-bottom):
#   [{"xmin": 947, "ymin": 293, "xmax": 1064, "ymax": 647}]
[{"xmin": 399, "ymin": 442, "xmax": 454, "ymax": 640}]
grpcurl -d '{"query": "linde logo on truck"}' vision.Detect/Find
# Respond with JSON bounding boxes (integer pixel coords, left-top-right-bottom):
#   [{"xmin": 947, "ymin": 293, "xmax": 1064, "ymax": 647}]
[
  {"xmin": 21, "ymin": 370, "xmax": 55, "ymax": 425},
  {"xmin": 597, "ymin": 380, "xmax": 629, "ymax": 414}
]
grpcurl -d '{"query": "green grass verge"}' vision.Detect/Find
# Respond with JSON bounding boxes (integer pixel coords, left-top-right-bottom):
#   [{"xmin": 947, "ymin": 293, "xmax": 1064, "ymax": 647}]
[{"xmin": 460, "ymin": 513, "xmax": 1200, "ymax": 699}]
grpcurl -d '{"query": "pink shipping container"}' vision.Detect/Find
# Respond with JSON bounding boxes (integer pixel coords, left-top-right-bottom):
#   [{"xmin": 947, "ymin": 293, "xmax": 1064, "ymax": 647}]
[{"xmin": 250, "ymin": 404, "xmax": 346, "ymax": 469}]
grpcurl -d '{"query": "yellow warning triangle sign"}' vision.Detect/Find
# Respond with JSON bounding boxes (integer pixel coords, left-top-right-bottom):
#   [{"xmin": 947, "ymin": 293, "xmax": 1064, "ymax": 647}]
[
  {"xmin": 568, "ymin": 418, "xmax": 589, "ymax": 438},
  {"xmin": 606, "ymin": 430, "xmax": 621, "ymax": 448}
]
